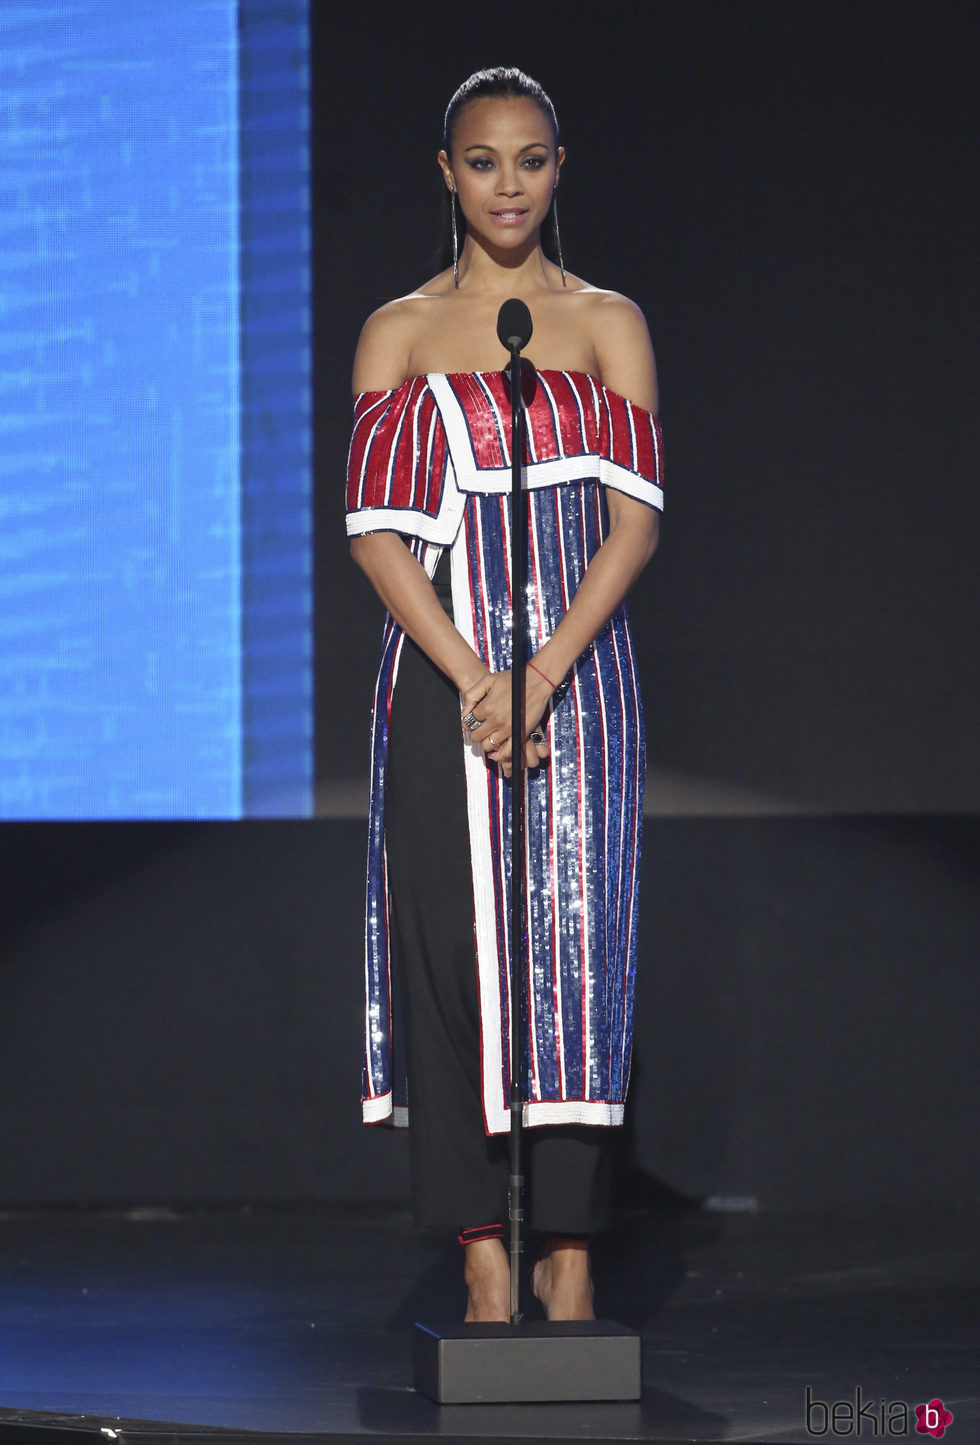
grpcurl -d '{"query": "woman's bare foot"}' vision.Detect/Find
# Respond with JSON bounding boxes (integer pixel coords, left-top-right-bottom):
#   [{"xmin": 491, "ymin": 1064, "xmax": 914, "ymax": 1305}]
[
  {"xmin": 463, "ymin": 1237, "xmax": 510, "ymax": 1322},
  {"xmin": 531, "ymin": 1235, "xmax": 596, "ymax": 1321}
]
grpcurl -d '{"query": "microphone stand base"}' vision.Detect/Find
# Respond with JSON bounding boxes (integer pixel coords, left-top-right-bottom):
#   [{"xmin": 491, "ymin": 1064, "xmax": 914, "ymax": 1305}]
[{"xmin": 412, "ymin": 1318, "xmax": 641, "ymax": 1403}]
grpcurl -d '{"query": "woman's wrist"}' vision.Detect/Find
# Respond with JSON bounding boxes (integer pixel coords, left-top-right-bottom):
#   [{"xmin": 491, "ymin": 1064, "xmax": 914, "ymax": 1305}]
[
  {"xmin": 527, "ymin": 657, "xmax": 558, "ymax": 691},
  {"xmin": 457, "ymin": 659, "xmax": 492, "ymax": 695},
  {"xmin": 530, "ymin": 649, "xmax": 570, "ymax": 691}
]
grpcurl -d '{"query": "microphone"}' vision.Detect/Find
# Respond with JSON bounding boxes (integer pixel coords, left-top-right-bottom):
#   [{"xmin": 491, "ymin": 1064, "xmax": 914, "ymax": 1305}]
[{"xmin": 496, "ymin": 298, "xmax": 533, "ymax": 353}]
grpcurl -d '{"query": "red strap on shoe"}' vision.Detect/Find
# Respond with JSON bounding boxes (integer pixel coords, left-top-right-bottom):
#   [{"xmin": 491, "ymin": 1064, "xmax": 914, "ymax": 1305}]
[{"xmin": 457, "ymin": 1222, "xmax": 505, "ymax": 1247}]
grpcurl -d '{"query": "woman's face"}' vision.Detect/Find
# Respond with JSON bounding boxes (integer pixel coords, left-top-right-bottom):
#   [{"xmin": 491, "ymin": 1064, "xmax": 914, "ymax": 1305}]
[{"xmin": 439, "ymin": 95, "xmax": 564, "ymax": 255}]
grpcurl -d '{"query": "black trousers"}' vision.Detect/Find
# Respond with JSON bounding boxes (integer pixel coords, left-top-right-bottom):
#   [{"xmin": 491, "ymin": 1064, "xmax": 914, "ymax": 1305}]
[{"xmin": 384, "ymin": 548, "xmax": 613, "ymax": 1236}]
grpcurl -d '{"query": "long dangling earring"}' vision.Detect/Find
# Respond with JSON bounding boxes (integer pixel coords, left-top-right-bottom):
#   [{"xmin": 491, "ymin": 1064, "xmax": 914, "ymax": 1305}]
[
  {"xmin": 552, "ymin": 186, "xmax": 566, "ymax": 286},
  {"xmin": 450, "ymin": 186, "xmax": 460, "ymax": 289}
]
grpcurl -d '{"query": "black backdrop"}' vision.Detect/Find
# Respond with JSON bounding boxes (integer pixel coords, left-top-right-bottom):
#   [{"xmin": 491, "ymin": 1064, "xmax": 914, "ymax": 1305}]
[
  {"xmin": 0, "ymin": 2, "xmax": 977, "ymax": 1209},
  {"xmin": 315, "ymin": 1, "xmax": 979, "ymax": 813}
]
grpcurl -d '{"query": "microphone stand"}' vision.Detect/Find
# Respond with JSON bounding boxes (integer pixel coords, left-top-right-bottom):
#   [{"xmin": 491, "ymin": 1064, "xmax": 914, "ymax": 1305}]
[
  {"xmin": 505, "ymin": 334, "xmax": 528, "ymax": 1327},
  {"xmin": 412, "ymin": 300, "xmax": 640, "ymax": 1403}
]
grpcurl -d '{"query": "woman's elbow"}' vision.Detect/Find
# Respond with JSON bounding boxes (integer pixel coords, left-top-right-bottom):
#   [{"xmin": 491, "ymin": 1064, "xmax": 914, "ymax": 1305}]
[
  {"xmin": 639, "ymin": 513, "xmax": 660, "ymax": 569},
  {"xmin": 349, "ymin": 534, "xmax": 376, "ymax": 573}
]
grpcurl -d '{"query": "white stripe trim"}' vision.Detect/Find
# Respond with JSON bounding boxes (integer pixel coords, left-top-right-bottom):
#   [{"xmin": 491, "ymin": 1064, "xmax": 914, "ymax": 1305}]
[
  {"xmin": 346, "ymin": 491, "xmax": 465, "ymax": 544},
  {"xmin": 450, "ymin": 520, "xmax": 510, "ymax": 1135},
  {"xmin": 598, "ymin": 461, "xmax": 664, "ymax": 510},
  {"xmin": 362, "ymin": 1091, "xmax": 392, "ymax": 1123},
  {"xmin": 523, "ymin": 1100, "xmax": 625, "ymax": 1127},
  {"xmin": 426, "ymin": 376, "xmax": 664, "ymax": 509},
  {"xmin": 362, "ymin": 1092, "xmax": 622, "ymax": 1129},
  {"xmin": 536, "ymin": 372, "xmax": 566, "ymax": 459}
]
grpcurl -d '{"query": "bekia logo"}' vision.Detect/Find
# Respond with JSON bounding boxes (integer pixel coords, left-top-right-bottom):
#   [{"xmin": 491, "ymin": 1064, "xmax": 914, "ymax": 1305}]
[
  {"xmin": 805, "ymin": 1386, "xmax": 955, "ymax": 1436},
  {"xmin": 915, "ymin": 1399, "xmax": 954, "ymax": 1438}
]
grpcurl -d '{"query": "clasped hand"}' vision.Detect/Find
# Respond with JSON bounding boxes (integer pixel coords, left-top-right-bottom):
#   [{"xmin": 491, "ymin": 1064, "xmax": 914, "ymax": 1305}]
[{"xmin": 460, "ymin": 666, "xmax": 554, "ymax": 778}]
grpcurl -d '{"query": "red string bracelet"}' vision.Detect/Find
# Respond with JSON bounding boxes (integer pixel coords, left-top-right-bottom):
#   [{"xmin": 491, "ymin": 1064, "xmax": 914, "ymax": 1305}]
[{"xmin": 528, "ymin": 659, "xmax": 557, "ymax": 690}]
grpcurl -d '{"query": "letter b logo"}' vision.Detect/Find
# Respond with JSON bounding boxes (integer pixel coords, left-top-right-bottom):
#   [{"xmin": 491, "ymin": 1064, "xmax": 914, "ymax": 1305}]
[{"xmin": 805, "ymin": 1386, "xmax": 828, "ymax": 1434}]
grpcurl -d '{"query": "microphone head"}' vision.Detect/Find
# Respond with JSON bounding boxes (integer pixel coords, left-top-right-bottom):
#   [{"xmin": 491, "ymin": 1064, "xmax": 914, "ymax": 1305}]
[{"xmin": 496, "ymin": 298, "xmax": 533, "ymax": 352}]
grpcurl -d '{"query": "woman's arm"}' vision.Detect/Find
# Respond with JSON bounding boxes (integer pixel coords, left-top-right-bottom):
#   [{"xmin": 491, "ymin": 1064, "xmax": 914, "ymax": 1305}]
[
  {"xmin": 461, "ymin": 296, "xmax": 661, "ymax": 769},
  {"xmin": 349, "ymin": 303, "xmax": 492, "ymax": 701},
  {"xmin": 350, "ymin": 531, "xmax": 489, "ymax": 696},
  {"xmin": 536, "ymin": 297, "xmax": 660, "ymax": 682}
]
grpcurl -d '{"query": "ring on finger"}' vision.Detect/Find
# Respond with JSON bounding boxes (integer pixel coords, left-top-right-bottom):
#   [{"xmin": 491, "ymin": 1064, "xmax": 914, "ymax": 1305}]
[
  {"xmin": 487, "ymin": 734, "xmax": 496, "ymax": 748},
  {"xmin": 463, "ymin": 711, "xmax": 481, "ymax": 731},
  {"xmin": 530, "ymin": 730, "xmax": 545, "ymax": 745}
]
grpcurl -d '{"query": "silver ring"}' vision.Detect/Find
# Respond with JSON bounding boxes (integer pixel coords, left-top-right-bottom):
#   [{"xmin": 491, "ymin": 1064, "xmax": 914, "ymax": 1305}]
[
  {"xmin": 463, "ymin": 711, "xmax": 481, "ymax": 732},
  {"xmin": 530, "ymin": 730, "xmax": 545, "ymax": 745},
  {"xmin": 487, "ymin": 734, "xmax": 496, "ymax": 748}
]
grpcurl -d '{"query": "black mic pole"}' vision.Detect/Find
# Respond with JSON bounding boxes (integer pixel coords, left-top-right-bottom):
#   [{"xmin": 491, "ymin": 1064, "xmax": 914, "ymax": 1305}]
[
  {"xmin": 412, "ymin": 301, "xmax": 640, "ymax": 1401},
  {"xmin": 496, "ymin": 298, "xmax": 533, "ymax": 1326}
]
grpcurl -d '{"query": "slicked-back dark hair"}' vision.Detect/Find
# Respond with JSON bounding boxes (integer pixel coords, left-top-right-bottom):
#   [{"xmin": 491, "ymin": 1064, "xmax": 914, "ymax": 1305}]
[{"xmin": 436, "ymin": 67, "xmax": 563, "ymax": 272}]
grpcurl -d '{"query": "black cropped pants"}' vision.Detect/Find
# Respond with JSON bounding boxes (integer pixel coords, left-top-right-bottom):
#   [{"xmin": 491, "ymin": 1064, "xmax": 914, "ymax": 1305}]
[{"xmin": 384, "ymin": 550, "xmax": 613, "ymax": 1236}]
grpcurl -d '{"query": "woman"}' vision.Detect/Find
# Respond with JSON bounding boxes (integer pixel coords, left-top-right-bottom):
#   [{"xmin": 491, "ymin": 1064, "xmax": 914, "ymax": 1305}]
[{"xmin": 346, "ymin": 67, "xmax": 663, "ymax": 1324}]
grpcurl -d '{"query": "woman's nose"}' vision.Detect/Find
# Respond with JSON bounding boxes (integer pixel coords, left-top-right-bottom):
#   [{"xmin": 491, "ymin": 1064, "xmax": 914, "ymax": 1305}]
[{"xmin": 496, "ymin": 169, "xmax": 523, "ymax": 196}]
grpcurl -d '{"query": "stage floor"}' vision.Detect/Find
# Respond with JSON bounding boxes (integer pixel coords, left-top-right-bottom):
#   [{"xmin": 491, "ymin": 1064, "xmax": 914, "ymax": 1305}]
[{"xmin": 0, "ymin": 1200, "xmax": 974, "ymax": 1443}]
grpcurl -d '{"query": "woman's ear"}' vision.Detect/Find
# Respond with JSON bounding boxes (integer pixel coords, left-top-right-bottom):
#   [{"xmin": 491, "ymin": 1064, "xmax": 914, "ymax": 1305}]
[{"xmin": 437, "ymin": 148, "xmax": 455, "ymax": 193}]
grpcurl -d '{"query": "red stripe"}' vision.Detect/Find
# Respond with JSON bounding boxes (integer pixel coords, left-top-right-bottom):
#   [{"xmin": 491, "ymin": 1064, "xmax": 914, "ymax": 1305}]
[
  {"xmin": 651, "ymin": 415, "xmax": 665, "ymax": 488},
  {"xmin": 457, "ymin": 373, "xmax": 509, "ymax": 468},
  {"xmin": 562, "ymin": 373, "xmax": 591, "ymax": 456},
  {"xmin": 383, "ymin": 397, "xmax": 414, "ymax": 508},
  {"xmin": 606, "ymin": 391, "xmax": 634, "ymax": 470},
  {"xmin": 629, "ymin": 402, "xmax": 655, "ymax": 479},
  {"xmin": 423, "ymin": 404, "xmax": 447, "ymax": 514},
  {"xmin": 345, "ymin": 392, "xmax": 390, "ymax": 511}
]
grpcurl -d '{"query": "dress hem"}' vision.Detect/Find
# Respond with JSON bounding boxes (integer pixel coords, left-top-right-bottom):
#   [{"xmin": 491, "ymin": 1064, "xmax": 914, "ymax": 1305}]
[{"xmin": 361, "ymin": 1096, "xmax": 625, "ymax": 1132}]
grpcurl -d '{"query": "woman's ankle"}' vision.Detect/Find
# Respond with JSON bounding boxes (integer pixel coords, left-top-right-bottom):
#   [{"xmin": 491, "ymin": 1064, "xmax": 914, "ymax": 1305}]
[
  {"xmin": 462, "ymin": 1236, "xmax": 509, "ymax": 1322},
  {"xmin": 538, "ymin": 1231, "xmax": 592, "ymax": 1261}
]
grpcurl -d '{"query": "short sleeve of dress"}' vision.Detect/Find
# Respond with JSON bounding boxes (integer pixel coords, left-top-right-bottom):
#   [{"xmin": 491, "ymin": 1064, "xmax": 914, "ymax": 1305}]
[
  {"xmin": 594, "ymin": 385, "xmax": 665, "ymax": 512},
  {"xmin": 345, "ymin": 376, "xmax": 464, "ymax": 545}
]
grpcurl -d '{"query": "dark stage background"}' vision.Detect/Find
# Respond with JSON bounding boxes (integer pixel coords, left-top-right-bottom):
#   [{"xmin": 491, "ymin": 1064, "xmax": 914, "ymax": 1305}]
[
  {"xmin": 1, "ymin": 3, "xmax": 977, "ymax": 1211},
  {"xmin": 315, "ymin": 1, "xmax": 979, "ymax": 817}
]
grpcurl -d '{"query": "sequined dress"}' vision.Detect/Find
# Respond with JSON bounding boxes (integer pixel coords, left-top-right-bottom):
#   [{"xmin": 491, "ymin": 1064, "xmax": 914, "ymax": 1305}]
[{"xmin": 345, "ymin": 369, "xmax": 664, "ymax": 1136}]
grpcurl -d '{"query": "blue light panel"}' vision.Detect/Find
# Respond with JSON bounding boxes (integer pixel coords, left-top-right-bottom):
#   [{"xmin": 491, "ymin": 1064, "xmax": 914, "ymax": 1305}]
[{"xmin": 0, "ymin": 1, "xmax": 312, "ymax": 818}]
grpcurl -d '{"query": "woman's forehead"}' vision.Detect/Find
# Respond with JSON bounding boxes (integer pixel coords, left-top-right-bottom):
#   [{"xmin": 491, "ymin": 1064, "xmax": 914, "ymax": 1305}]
[{"xmin": 452, "ymin": 94, "xmax": 554, "ymax": 146}]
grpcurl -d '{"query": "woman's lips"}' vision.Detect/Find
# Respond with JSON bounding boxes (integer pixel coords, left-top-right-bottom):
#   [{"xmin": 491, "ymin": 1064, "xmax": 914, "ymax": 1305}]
[{"xmin": 490, "ymin": 208, "xmax": 529, "ymax": 226}]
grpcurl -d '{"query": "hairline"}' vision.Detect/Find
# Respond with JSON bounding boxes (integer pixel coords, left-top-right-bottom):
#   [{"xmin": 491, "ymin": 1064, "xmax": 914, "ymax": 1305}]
[{"xmin": 444, "ymin": 92, "xmax": 560, "ymax": 154}]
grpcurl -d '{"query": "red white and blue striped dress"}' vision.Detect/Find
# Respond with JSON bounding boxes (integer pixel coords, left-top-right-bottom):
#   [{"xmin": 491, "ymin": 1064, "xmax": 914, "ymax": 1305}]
[{"xmin": 346, "ymin": 369, "xmax": 664, "ymax": 1135}]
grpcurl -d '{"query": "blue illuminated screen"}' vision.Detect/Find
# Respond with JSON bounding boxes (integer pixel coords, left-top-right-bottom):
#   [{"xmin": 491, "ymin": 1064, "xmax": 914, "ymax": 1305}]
[{"xmin": 0, "ymin": 1, "xmax": 312, "ymax": 818}]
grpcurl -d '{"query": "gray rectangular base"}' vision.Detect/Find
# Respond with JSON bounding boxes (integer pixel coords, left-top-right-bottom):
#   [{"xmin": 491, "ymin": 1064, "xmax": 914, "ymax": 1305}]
[{"xmin": 413, "ymin": 1318, "xmax": 642, "ymax": 1403}]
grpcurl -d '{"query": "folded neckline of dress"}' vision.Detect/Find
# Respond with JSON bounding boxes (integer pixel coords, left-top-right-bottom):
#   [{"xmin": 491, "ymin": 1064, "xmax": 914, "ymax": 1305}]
[{"xmin": 354, "ymin": 369, "xmax": 657, "ymax": 420}]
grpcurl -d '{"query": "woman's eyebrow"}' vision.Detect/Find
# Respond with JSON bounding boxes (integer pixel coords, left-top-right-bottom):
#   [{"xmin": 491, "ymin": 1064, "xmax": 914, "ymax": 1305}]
[{"xmin": 463, "ymin": 140, "xmax": 550, "ymax": 153}]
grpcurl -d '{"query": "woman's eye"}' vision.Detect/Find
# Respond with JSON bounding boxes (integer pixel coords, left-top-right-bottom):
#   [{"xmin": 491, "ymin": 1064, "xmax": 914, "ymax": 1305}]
[
  {"xmin": 523, "ymin": 156, "xmax": 545, "ymax": 169},
  {"xmin": 467, "ymin": 157, "xmax": 494, "ymax": 170}
]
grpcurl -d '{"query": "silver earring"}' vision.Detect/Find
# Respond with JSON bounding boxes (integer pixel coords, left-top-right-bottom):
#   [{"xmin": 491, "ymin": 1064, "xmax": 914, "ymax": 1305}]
[
  {"xmin": 553, "ymin": 186, "xmax": 566, "ymax": 286},
  {"xmin": 450, "ymin": 188, "xmax": 459, "ymax": 289}
]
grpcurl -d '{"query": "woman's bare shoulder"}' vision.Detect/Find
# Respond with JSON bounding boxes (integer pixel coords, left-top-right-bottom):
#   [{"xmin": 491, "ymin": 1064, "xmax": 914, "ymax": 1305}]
[
  {"xmin": 351, "ymin": 275, "xmax": 454, "ymax": 394},
  {"xmin": 567, "ymin": 282, "xmax": 650, "ymax": 329},
  {"xmin": 573, "ymin": 284, "xmax": 659, "ymax": 414}
]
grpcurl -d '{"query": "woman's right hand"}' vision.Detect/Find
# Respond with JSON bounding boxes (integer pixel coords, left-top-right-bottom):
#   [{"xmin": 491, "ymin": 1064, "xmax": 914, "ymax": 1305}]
[{"xmin": 460, "ymin": 667, "xmax": 553, "ymax": 778}]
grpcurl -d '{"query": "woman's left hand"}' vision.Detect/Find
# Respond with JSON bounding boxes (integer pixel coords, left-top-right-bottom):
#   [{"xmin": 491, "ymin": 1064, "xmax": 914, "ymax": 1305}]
[{"xmin": 460, "ymin": 666, "xmax": 555, "ymax": 778}]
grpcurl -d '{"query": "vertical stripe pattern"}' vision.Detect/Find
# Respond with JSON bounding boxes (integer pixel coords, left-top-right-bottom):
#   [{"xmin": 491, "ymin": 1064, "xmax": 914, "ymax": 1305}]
[{"xmin": 352, "ymin": 371, "xmax": 662, "ymax": 1132}]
